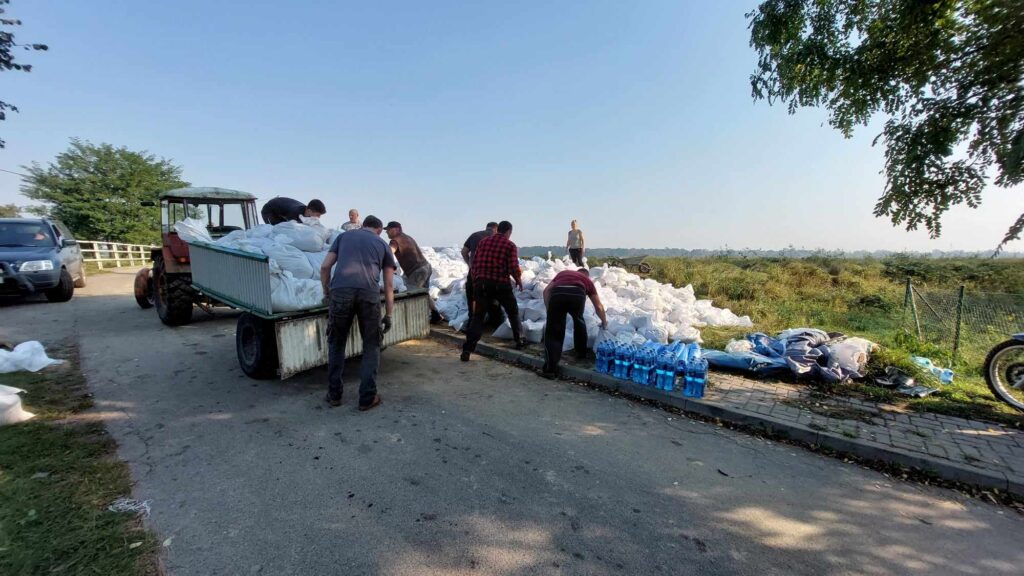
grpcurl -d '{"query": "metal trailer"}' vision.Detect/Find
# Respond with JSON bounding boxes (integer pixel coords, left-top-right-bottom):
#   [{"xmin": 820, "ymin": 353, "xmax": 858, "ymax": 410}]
[{"xmin": 187, "ymin": 241, "xmax": 431, "ymax": 379}]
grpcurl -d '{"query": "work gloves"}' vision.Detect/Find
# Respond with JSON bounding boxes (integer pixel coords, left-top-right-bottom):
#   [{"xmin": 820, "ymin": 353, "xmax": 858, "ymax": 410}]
[{"xmin": 382, "ymin": 315, "xmax": 392, "ymax": 334}]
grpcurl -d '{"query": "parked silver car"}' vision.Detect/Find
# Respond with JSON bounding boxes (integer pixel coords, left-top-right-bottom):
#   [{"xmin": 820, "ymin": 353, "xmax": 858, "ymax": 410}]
[{"xmin": 0, "ymin": 218, "xmax": 86, "ymax": 302}]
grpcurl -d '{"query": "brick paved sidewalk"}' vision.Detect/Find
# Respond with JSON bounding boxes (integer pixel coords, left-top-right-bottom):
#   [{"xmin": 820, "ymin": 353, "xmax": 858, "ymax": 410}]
[{"xmin": 432, "ymin": 328, "xmax": 1024, "ymax": 497}]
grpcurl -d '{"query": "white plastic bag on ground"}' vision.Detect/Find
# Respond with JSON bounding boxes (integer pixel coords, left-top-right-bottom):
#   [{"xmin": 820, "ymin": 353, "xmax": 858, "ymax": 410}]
[
  {"xmin": 492, "ymin": 321, "xmax": 514, "ymax": 339},
  {"xmin": 0, "ymin": 341, "xmax": 64, "ymax": 373},
  {"xmin": 265, "ymin": 244, "xmax": 316, "ymax": 280},
  {"xmin": 725, "ymin": 339, "xmax": 754, "ymax": 353},
  {"xmin": 829, "ymin": 337, "xmax": 876, "ymax": 375},
  {"xmin": 273, "ymin": 221, "xmax": 326, "ymax": 252},
  {"xmin": 0, "ymin": 385, "xmax": 34, "ymax": 426},
  {"xmin": 173, "ymin": 218, "xmax": 212, "ymax": 244}
]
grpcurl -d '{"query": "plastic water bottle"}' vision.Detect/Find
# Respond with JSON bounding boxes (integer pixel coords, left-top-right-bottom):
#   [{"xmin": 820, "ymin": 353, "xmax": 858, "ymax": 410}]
[
  {"xmin": 596, "ymin": 340, "xmax": 614, "ymax": 374},
  {"xmin": 682, "ymin": 344, "xmax": 706, "ymax": 398},
  {"xmin": 654, "ymin": 351, "xmax": 673, "ymax": 390},
  {"xmin": 684, "ymin": 357, "xmax": 708, "ymax": 398},
  {"xmin": 613, "ymin": 343, "xmax": 630, "ymax": 379},
  {"xmin": 632, "ymin": 346, "xmax": 652, "ymax": 385}
]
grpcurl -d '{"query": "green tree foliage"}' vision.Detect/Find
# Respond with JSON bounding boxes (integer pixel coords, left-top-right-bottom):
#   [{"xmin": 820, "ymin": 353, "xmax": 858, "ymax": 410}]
[
  {"xmin": 21, "ymin": 139, "xmax": 189, "ymax": 243},
  {"xmin": 0, "ymin": 202, "xmax": 19, "ymax": 217},
  {"xmin": 1, "ymin": 0, "xmax": 48, "ymax": 148},
  {"xmin": 748, "ymin": 0, "xmax": 1024, "ymax": 250}
]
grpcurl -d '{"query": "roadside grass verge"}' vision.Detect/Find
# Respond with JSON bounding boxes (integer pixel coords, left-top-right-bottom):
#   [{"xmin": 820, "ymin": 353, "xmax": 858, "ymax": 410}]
[
  {"xmin": 591, "ymin": 256, "xmax": 1024, "ymax": 426},
  {"xmin": 0, "ymin": 342, "xmax": 158, "ymax": 575}
]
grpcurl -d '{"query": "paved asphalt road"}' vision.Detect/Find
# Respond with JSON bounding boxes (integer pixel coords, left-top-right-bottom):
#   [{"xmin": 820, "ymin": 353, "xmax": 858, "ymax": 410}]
[{"xmin": 3, "ymin": 268, "xmax": 1024, "ymax": 575}]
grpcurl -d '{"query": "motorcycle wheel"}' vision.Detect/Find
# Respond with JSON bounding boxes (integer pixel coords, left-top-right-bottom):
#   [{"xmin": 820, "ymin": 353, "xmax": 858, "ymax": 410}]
[{"xmin": 984, "ymin": 339, "xmax": 1024, "ymax": 412}]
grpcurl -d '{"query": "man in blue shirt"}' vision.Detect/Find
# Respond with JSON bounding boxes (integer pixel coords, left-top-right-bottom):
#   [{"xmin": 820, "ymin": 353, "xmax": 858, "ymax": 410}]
[{"xmin": 319, "ymin": 215, "xmax": 396, "ymax": 411}]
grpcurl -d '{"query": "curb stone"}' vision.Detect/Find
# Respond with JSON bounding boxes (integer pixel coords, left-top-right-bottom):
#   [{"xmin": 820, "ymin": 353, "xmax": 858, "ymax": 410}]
[{"xmin": 432, "ymin": 329, "xmax": 1016, "ymax": 496}]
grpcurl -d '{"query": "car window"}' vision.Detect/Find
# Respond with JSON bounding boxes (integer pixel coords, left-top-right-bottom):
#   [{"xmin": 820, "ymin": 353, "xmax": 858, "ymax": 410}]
[
  {"xmin": 0, "ymin": 222, "xmax": 57, "ymax": 247},
  {"xmin": 54, "ymin": 221, "xmax": 75, "ymax": 240}
]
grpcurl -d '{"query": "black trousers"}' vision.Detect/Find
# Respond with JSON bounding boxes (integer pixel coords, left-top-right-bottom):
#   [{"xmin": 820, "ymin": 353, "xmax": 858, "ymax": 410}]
[
  {"xmin": 463, "ymin": 279, "xmax": 520, "ymax": 353},
  {"xmin": 543, "ymin": 286, "xmax": 588, "ymax": 373},
  {"xmin": 569, "ymin": 248, "xmax": 585, "ymax": 268},
  {"xmin": 261, "ymin": 207, "xmax": 289, "ymax": 225}
]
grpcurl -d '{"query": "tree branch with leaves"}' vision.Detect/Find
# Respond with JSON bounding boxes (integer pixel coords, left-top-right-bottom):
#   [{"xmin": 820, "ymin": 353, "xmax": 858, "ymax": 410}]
[
  {"xmin": 1, "ymin": 0, "xmax": 48, "ymax": 148},
  {"xmin": 748, "ymin": 0, "xmax": 1024, "ymax": 252}
]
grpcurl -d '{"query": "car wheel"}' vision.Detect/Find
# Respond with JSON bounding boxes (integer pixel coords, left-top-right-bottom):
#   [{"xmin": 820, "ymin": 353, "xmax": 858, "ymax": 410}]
[
  {"xmin": 45, "ymin": 268, "xmax": 75, "ymax": 302},
  {"xmin": 73, "ymin": 265, "xmax": 87, "ymax": 288}
]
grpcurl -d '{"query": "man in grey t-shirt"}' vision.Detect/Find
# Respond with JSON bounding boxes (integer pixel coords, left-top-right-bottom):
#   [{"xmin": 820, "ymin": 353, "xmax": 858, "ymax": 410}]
[{"xmin": 319, "ymin": 215, "xmax": 396, "ymax": 411}]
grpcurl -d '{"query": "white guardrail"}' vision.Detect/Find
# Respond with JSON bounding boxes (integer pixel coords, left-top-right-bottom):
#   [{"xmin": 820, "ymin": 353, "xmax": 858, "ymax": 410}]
[{"xmin": 79, "ymin": 241, "xmax": 158, "ymax": 269}]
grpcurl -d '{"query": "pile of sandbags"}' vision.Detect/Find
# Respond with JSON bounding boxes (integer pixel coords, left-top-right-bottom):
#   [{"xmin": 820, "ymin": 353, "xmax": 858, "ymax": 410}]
[{"xmin": 426, "ymin": 249, "xmax": 752, "ymax": 350}]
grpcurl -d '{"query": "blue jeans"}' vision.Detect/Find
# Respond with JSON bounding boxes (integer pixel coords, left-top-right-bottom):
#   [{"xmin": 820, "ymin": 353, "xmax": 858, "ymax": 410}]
[{"xmin": 327, "ymin": 287, "xmax": 382, "ymax": 406}]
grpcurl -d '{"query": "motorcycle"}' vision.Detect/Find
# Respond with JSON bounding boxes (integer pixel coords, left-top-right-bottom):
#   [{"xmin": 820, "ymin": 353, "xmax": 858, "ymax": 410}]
[{"xmin": 984, "ymin": 334, "xmax": 1024, "ymax": 412}]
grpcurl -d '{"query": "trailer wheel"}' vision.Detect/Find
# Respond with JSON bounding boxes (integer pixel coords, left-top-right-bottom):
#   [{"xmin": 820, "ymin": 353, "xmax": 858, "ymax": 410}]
[{"xmin": 237, "ymin": 313, "xmax": 278, "ymax": 379}]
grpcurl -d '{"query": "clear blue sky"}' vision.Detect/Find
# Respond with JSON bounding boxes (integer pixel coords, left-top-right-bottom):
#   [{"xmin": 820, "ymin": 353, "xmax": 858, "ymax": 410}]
[{"xmin": 1, "ymin": 0, "xmax": 1019, "ymax": 251}]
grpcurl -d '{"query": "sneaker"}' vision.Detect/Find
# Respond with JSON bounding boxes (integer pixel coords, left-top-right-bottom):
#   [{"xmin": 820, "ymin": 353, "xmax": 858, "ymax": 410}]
[
  {"xmin": 515, "ymin": 340, "xmax": 529, "ymax": 351},
  {"xmin": 460, "ymin": 351, "xmax": 471, "ymax": 362},
  {"xmin": 538, "ymin": 369, "xmax": 557, "ymax": 380},
  {"xmin": 324, "ymin": 392, "xmax": 342, "ymax": 407},
  {"xmin": 358, "ymin": 394, "xmax": 382, "ymax": 412},
  {"xmin": 429, "ymin": 310, "xmax": 444, "ymax": 325}
]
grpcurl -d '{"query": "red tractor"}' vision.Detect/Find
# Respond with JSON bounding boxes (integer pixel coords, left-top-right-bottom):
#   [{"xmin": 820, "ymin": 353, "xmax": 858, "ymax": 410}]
[{"xmin": 135, "ymin": 187, "xmax": 260, "ymax": 326}]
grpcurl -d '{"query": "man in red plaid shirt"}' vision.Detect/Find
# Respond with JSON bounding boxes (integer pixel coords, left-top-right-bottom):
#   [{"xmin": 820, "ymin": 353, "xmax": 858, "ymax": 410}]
[{"xmin": 462, "ymin": 220, "xmax": 526, "ymax": 361}]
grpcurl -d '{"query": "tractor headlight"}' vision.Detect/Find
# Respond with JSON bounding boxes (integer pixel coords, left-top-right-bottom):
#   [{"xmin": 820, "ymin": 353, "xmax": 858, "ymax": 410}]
[{"xmin": 19, "ymin": 260, "xmax": 54, "ymax": 272}]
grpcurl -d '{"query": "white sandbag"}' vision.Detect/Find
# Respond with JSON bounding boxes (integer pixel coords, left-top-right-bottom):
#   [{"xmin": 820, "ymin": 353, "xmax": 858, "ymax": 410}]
[
  {"xmin": 0, "ymin": 385, "xmax": 34, "ymax": 426},
  {"xmin": 299, "ymin": 215, "xmax": 332, "ymax": 243},
  {"xmin": 522, "ymin": 319, "xmax": 545, "ymax": 343},
  {"xmin": 829, "ymin": 337, "xmax": 876, "ymax": 374},
  {"xmin": 214, "ymin": 229, "xmax": 247, "ymax": 248},
  {"xmin": 492, "ymin": 321, "xmax": 514, "ymax": 340},
  {"xmin": 327, "ymin": 230, "xmax": 342, "ymax": 245},
  {"xmin": 0, "ymin": 341, "xmax": 64, "ymax": 373},
  {"xmin": 305, "ymin": 250, "xmax": 329, "ymax": 274},
  {"xmin": 270, "ymin": 273, "xmax": 324, "ymax": 312},
  {"xmin": 521, "ymin": 299, "xmax": 547, "ymax": 322},
  {"xmin": 248, "ymin": 224, "xmax": 275, "ymax": 238},
  {"xmin": 265, "ymin": 243, "xmax": 316, "ymax": 280},
  {"xmin": 173, "ymin": 218, "xmax": 212, "ymax": 244},
  {"xmin": 272, "ymin": 221, "xmax": 326, "ymax": 252},
  {"xmin": 725, "ymin": 339, "xmax": 754, "ymax": 353}
]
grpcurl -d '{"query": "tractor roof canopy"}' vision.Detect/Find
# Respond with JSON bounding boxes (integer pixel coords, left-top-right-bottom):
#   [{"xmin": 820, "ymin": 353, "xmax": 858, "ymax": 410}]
[{"xmin": 159, "ymin": 187, "xmax": 256, "ymax": 201}]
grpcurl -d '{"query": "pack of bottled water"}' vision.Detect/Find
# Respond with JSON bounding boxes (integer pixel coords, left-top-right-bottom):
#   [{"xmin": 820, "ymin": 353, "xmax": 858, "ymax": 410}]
[{"xmin": 681, "ymin": 343, "xmax": 708, "ymax": 398}]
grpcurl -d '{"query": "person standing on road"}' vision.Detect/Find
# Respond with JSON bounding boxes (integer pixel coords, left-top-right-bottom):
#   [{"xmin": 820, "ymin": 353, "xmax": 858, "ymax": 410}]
[
  {"xmin": 566, "ymin": 220, "xmax": 586, "ymax": 268},
  {"xmin": 261, "ymin": 197, "xmax": 327, "ymax": 225},
  {"xmin": 462, "ymin": 221, "xmax": 526, "ymax": 361},
  {"xmin": 540, "ymin": 269, "xmax": 607, "ymax": 379},
  {"xmin": 341, "ymin": 209, "xmax": 361, "ymax": 231},
  {"xmin": 460, "ymin": 221, "xmax": 498, "ymax": 315},
  {"xmin": 384, "ymin": 221, "xmax": 443, "ymax": 324},
  {"xmin": 319, "ymin": 215, "xmax": 395, "ymax": 411}
]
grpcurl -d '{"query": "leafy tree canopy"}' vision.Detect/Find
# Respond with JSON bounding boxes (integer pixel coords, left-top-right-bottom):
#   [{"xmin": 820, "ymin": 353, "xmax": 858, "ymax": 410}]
[
  {"xmin": 748, "ymin": 0, "xmax": 1024, "ymax": 250},
  {"xmin": 0, "ymin": 203, "xmax": 19, "ymax": 217},
  {"xmin": 1, "ymin": 0, "xmax": 48, "ymax": 148},
  {"xmin": 21, "ymin": 139, "xmax": 189, "ymax": 244}
]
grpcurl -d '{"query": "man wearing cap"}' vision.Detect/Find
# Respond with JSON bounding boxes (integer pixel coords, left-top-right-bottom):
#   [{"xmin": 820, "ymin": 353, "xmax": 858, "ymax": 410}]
[
  {"xmin": 319, "ymin": 215, "xmax": 395, "ymax": 411},
  {"xmin": 261, "ymin": 197, "xmax": 327, "ymax": 225},
  {"xmin": 384, "ymin": 221, "xmax": 442, "ymax": 324},
  {"xmin": 462, "ymin": 220, "xmax": 526, "ymax": 361}
]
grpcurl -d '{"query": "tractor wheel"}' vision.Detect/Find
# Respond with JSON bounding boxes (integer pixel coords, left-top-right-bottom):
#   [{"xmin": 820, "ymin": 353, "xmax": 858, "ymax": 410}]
[
  {"xmin": 154, "ymin": 256, "xmax": 194, "ymax": 326},
  {"xmin": 134, "ymin": 268, "xmax": 155, "ymax": 309},
  {"xmin": 236, "ymin": 313, "xmax": 278, "ymax": 379},
  {"xmin": 638, "ymin": 262, "xmax": 652, "ymax": 274}
]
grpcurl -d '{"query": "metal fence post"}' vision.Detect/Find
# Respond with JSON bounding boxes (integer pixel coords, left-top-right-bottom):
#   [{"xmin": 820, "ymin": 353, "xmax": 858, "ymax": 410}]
[
  {"xmin": 907, "ymin": 278, "xmax": 923, "ymax": 339},
  {"xmin": 952, "ymin": 285, "xmax": 965, "ymax": 364}
]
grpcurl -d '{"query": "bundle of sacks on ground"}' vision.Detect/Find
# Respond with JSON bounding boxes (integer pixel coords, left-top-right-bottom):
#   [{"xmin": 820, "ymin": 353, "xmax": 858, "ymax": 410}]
[{"xmin": 426, "ymin": 249, "xmax": 752, "ymax": 350}]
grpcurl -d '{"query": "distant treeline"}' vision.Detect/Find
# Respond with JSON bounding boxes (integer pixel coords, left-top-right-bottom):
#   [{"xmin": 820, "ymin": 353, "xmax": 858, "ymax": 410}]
[{"xmin": 513, "ymin": 246, "xmax": 1024, "ymax": 259}]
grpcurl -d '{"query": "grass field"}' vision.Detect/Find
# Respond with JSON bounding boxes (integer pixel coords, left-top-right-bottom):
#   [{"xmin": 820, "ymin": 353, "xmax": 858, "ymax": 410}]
[
  {"xmin": 0, "ymin": 342, "xmax": 158, "ymax": 575},
  {"xmin": 592, "ymin": 255, "xmax": 1024, "ymax": 426}
]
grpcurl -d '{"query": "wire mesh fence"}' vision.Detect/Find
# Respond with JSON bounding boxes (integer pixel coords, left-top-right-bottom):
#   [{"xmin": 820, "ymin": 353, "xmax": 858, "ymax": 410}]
[{"xmin": 903, "ymin": 279, "xmax": 1024, "ymax": 367}]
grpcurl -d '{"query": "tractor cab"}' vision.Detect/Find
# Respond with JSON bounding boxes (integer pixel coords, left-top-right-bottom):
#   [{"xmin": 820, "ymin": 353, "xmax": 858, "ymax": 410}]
[
  {"xmin": 139, "ymin": 187, "xmax": 260, "ymax": 326},
  {"xmin": 158, "ymin": 187, "xmax": 259, "ymax": 273}
]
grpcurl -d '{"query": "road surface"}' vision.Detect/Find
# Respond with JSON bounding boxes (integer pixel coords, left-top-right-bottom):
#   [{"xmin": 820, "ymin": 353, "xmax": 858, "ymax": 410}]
[{"xmin": 3, "ymin": 268, "xmax": 1023, "ymax": 575}]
